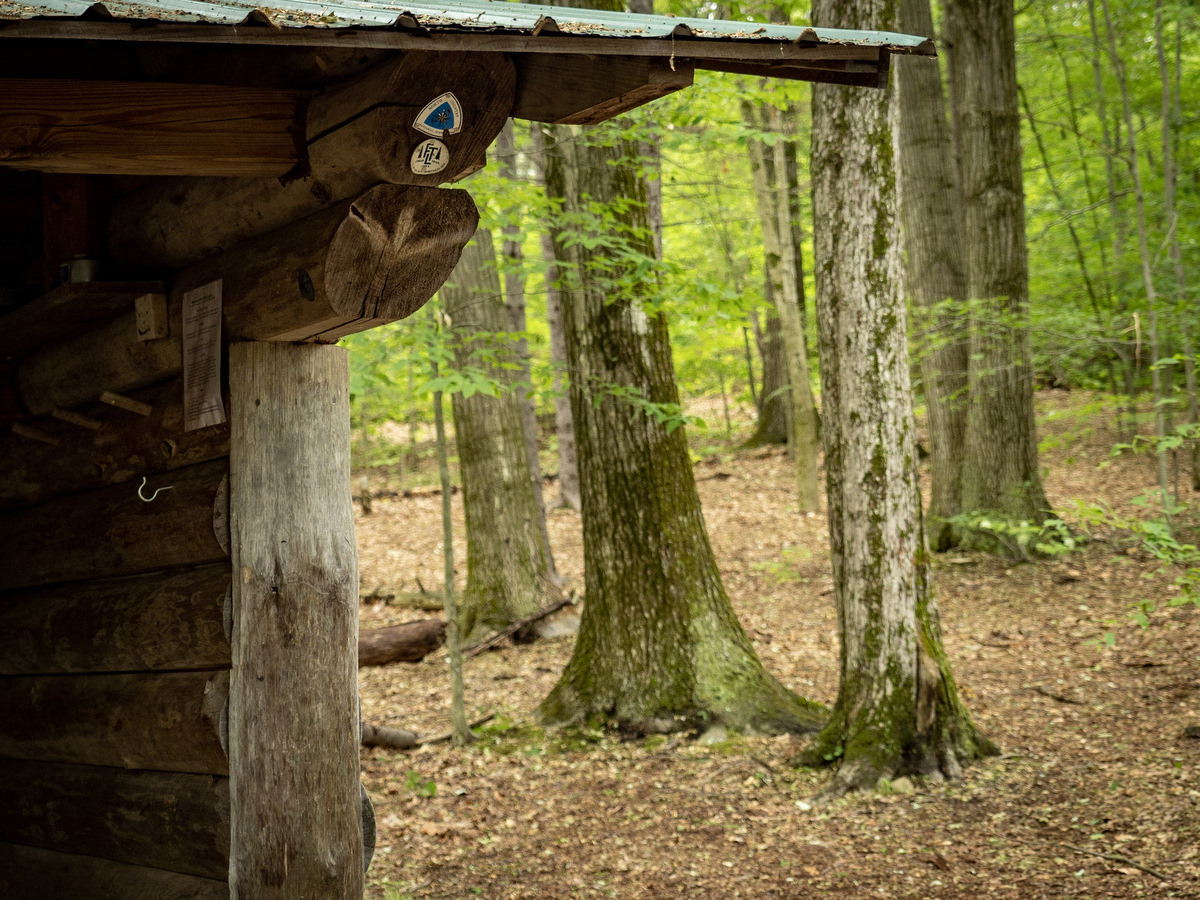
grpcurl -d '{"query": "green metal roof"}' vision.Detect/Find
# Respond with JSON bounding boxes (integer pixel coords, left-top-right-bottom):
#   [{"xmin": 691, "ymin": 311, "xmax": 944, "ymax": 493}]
[{"xmin": 0, "ymin": 0, "xmax": 934, "ymax": 57}]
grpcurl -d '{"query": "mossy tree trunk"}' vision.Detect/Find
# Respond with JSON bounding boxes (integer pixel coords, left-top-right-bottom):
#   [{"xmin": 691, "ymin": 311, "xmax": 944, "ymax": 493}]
[
  {"xmin": 896, "ymin": 0, "xmax": 970, "ymax": 550},
  {"xmin": 803, "ymin": 0, "xmax": 996, "ymax": 795},
  {"xmin": 743, "ymin": 98, "xmax": 822, "ymax": 508},
  {"xmin": 442, "ymin": 228, "xmax": 558, "ymax": 640},
  {"xmin": 497, "ymin": 120, "xmax": 557, "ymax": 577},
  {"xmin": 536, "ymin": 82, "xmax": 824, "ymax": 738},
  {"xmin": 531, "ymin": 122, "xmax": 581, "ymax": 511},
  {"xmin": 744, "ymin": 306, "xmax": 790, "ymax": 448},
  {"xmin": 945, "ymin": 0, "xmax": 1052, "ymax": 532}
]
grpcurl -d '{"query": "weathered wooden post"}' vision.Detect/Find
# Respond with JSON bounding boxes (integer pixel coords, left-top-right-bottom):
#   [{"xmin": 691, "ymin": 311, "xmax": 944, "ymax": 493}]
[{"xmin": 228, "ymin": 342, "xmax": 361, "ymax": 898}]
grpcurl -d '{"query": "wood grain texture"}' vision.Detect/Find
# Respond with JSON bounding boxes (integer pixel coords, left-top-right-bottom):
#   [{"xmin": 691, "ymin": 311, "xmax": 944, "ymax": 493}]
[
  {"xmin": 513, "ymin": 54, "xmax": 692, "ymax": 124},
  {"xmin": 0, "ymin": 280, "xmax": 164, "ymax": 362},
  {"xmin": 358, "ymin": 619, "xmax": 446, "ymax": 667},
  {"xmin": 0, "ymin": 843, "xmax": 228, "ymax": 900},
  {"xmin": 39, "ymin": 172, "xmax": 88, "ymax": 291},
  {"xmin": 171, "ymin": 184, "xmax": 478, "ymax": 343},
  {"xmin": 0, "ymin": 458, "xmax": 230, "ymax": 591},
  {"xmin": 108, "ymin": 51, "xmax": 513, "ymax": 272},
  {"xmin": 0, "ymin": 78, "xmax": 303, "ymax": 175},
  {"xmin": 229, "ymin": 342, "xmax": 362, "ymax": 898},
  {"xmin": 0, "ymin": 378, "xmax": 230, "ymax": 512},
  {"xmin": 17, "ymin": 305, "xmax": 183, "ymax": 415},
  {"xmin": 0, "ymin": 564, "xmax": 231, "ymax": 675},
  {"xmin": 0, "ymin": 760, "xmax": 230, "ymax": 879},
  {"xmin": 0, "ymin": 669, "xmax": 229, "ymax": 773}
]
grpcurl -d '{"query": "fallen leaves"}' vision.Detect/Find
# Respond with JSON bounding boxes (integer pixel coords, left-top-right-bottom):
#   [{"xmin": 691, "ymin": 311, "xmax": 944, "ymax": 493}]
[{"xmin": 356, "ymin": 394, "xmax": 1200, "ymax": 899}]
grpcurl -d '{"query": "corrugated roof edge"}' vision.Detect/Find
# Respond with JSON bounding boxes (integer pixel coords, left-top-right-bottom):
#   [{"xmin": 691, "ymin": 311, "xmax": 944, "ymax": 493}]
[{"xmin": 0, "ymin": 0, "xmax": 936, "ymax": 56}]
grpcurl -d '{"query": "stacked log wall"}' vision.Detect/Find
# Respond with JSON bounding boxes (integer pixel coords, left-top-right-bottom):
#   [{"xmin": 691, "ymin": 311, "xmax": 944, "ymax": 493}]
[
  {"xmin": 0, "ymin": 372, "xmax": 233, "ymax": 897},
  {"xmin": 0, "ymin": 48, "xmax": 514, "ymax": 899},
  {"xmin": 0, "ymin": 343, "xmax": 233, "ymax": 898}
]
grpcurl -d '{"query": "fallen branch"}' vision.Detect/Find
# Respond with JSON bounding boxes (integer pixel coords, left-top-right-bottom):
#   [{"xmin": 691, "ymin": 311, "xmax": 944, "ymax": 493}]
[
  {"xmin": 1031, "ymin": 685, "xmax": 1083, "ymax": 705},
  {"xmin": 1060, "ymin": 843, "xmax": 1169, "ymax": 881},
  {"xmin": 415, "ymin": 712, "xmax": 496, "ymax": 746},
  {"xmin": 361, "ymin": 722, "xmax": 417, "ymax": 751},
  {"xmin": 463, "ymin": 596, "xmax": 574, "ymax": 658},
  {"xmin": 359, "ymin": 619, "xmax": 446, "ymax": 667}
]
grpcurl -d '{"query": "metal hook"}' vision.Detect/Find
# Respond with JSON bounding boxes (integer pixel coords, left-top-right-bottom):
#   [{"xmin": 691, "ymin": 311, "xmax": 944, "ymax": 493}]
[{"xmin": 138, "ymin": 476, "xmax": 174, "ymax": 503}]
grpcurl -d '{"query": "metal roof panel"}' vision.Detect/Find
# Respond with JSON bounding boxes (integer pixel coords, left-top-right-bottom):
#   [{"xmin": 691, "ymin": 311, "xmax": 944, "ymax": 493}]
[{"xmin": 0, "ymin": 0, "xmax": 933, "ymax": 54}]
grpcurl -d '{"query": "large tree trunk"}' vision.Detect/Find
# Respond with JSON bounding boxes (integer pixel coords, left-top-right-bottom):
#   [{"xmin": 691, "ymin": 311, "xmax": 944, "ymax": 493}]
[
  {"xmin": 801, "ymin": 0, "xmax": 996, "ymax": 795},
  {"xmin": 1101, "ymin": 0, "xmax": 1171, "ymax": 516},
  {"xmin": 531, "ymin": 123, "xmax": 581, "ymax": 511},
  {"xmin": 945, "ymin": 0, "xmax": 1051, "ymax": 534},
  {"xmin": 442, "ymin": 228, "xmax": 559, "ymax": 640},
  {"xmin": 743, "ymin": 98, "xmax": 822, "ymax": 509},
  {"xmin": 536, "ymin": 58, "xmax": 824, "ymax": 736},
  {"xmin": 743, "ymin": 307, "xmax": 790, "ymax": 448},
  {"xmin": 497, "ymin": 120, "xmax": 557, "ymax": 574},
  {"xmin": 896, "ymin": 0, "xmax": 970, "ymax": 550}
]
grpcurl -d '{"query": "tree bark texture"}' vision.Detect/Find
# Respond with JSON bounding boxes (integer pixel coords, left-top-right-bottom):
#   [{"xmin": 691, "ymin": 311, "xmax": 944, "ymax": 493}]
[
  {"xmin": 497, "ymin": 120, "xmax": 557, "ymax": 574},
  {"xmin": 896, "ymin": 0, "xmax": 971, "ymax": 550},
  {"xmin": 537, "ymin": 112, "xmax": 824, "ymax": 735},
  {"xmin": 443, "ymin": 228, "xmax": 559, "ymax": 639},
  {"xmin": 357, "ymin": 619, "xmax": 446, "ymax": 667},
  {"xmin": 806, "ymin": 0, "xmax": 995, "ymax": 794},
  {"xmin": 945, "ymin": 0, "xmax": 1051, "ymax": 530},
  {"xmin": 743, "ymin": 99, "xmax": 822, "ymax": 508},
  {"xmin": 744, "ymin": 308, "xmax": 790, "ymax": 448},
  {"xmin": 532, "ymin": 122, "xmax": 581, "ymax": 510},
  {"xmin": 228, "ymin": 343, "xmax": 362, "ymax": 899}
]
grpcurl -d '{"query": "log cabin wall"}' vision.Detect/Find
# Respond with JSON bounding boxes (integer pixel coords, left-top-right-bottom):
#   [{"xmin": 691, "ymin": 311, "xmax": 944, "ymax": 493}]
[
  {"xmin": 0, "ymin": 362, "xmax": 234, "ymax": 899},
  {"xmin": 0, "ymin": 46, "xmax": 507, "ymax": 899}
]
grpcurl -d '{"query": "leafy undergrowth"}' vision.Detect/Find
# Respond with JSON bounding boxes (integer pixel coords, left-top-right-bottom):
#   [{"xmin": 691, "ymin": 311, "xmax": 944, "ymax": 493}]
[{"xmin": 356, "ymin": 393, "xmax": 1200, "ymax": 899}]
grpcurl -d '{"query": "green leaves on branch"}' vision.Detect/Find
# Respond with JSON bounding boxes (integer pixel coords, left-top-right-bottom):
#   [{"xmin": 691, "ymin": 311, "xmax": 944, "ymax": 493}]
[
  {"xmin": 945, "ymin": 512, "xmax": 1079, "ymax": 560},
  {"xmin": 589, "ymin": 379, "xmax": 704, "ymax": 435}
]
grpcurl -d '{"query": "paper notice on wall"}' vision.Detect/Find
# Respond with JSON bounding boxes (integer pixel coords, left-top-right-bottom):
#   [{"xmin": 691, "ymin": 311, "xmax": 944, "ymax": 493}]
[{"xmin": 182, "ymin": 280, "xmax": 226, "ymax": 431}]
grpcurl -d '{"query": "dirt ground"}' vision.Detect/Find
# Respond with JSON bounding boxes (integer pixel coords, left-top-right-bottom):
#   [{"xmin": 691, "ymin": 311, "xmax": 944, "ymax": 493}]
[{"xmin": 355, "ymin": 393, "xmax": 1200, "ymax": 899}]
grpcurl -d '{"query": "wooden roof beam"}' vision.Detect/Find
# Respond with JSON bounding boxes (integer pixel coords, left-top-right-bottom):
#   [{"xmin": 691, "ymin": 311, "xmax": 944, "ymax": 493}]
[
  {"xmin": 0, "ymin": 79, "xmax": 306, "ymax": 176},
  {"xmin": 514, "ymin": 54, "xmax": 693, "ymax": 124}
]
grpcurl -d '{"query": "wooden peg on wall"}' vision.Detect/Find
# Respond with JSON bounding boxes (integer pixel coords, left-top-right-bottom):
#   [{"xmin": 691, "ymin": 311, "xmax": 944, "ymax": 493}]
[
  {"xmin": 11, "ymin": 422, "xmax": 61, "ymax": 446},
  {"xmin": 100, "ymin": 391, "xmax": 152, "ymax": 416},
  {"xmin": 50, "ymin": 408, "xmax": 102, "ymax": 431}
]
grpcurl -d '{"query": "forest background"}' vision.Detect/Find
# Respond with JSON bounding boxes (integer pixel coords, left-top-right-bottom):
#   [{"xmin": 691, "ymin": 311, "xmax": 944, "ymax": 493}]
[
  {"xmin": 348, "ymin": 0, "xmax": 1200, "ymax": 544},
  {"xmin": 346, "ymin": 0, "xmax": 1200, "ymax": 896}
]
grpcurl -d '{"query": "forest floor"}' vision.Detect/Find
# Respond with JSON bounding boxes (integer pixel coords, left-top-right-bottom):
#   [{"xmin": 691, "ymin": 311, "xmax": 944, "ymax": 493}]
[{"xmin": 355, "ymin": 391, "xmax": 1200, "ymax": 900}]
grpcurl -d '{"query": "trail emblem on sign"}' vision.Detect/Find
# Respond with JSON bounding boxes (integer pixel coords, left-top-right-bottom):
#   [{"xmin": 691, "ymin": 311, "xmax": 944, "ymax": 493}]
[
  {"xmin": 411, "ymin": 138, "xmax": 450, "ymax": 175},
  {"xmin": 414, "ymin": 93, "xmax": 464, "ymax": 137}
]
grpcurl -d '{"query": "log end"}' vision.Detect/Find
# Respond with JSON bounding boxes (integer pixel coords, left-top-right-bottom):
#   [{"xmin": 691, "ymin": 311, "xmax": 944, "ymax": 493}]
[{"xmin": 326, "ymin": 185, "xmax": 479, "ymax": 324}]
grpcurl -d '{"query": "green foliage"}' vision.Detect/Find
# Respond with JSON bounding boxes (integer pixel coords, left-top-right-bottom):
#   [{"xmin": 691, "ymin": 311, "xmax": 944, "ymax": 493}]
[
  {"xmin": 751, "ymin": 545, "xmax": 813, "ymax": 585},
  {"xmin": 404, "ymin": 770, "xmax": 437, "ymax": 799},
  {"xmin": 945, "ymin": 513, "xmax": 1079, "ymax": 560},
  {"xmin": 1069, "ymin": 484, "xmax": 1200, "ymax": 649}
]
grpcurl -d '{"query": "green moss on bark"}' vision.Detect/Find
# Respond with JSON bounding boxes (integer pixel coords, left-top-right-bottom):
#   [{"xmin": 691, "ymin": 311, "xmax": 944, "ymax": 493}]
[{"xmin": 536, "ymin": 117, "xmax": 825, "ymax": 738}]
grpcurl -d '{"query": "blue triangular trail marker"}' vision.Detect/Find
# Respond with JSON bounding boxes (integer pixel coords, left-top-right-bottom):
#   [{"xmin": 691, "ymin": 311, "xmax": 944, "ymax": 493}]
[
  {"xmin": 424, "ymin": 102, "xmax": 455, "ymax": 133},
  {"xmin": 414, "ymin": 93, "xmax": 464, "ymax": 137}
]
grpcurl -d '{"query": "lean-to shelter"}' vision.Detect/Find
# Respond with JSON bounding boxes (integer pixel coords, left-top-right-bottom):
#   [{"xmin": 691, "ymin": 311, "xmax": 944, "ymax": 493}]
[{"xmin": 0, "ymin": 3, "xmax": 932, "ymax": 897}]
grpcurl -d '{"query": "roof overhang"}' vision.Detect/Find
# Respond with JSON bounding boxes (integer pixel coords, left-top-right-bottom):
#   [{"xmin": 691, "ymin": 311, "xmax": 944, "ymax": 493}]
[{"xmin": 0, "ymin": 0, "xmax": 935, "ymax": 90}]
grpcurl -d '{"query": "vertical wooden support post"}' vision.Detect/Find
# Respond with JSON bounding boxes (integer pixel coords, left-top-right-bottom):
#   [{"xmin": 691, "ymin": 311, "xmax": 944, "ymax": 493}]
[{"xmin": 229, "ymin": 342, "xmax": 362, "ymax": 899}]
